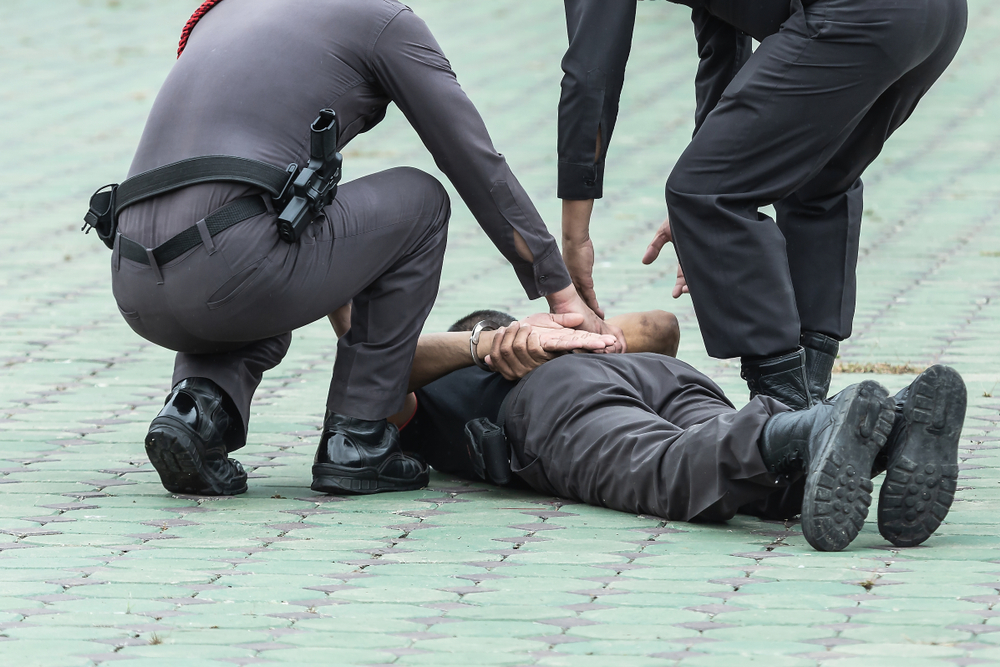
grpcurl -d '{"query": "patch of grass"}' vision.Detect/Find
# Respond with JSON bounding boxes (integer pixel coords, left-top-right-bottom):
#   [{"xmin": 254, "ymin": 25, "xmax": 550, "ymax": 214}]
[
  {"xmin": 148, "ymin": 633, "xmax": 163, "ymax": 645},
  {"xmin": 981, "ymin": 251, "xmax": 1000, "ymax": 257},
  {"xmin": 834, "ymin": 362, "xmax": 926, "ymax": 375}
]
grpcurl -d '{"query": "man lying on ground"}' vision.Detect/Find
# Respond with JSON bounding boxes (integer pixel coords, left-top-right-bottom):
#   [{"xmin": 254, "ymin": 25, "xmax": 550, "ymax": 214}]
[{"xmin": 332, "ymin": 308, "xmax": 966, "ymax": 552}]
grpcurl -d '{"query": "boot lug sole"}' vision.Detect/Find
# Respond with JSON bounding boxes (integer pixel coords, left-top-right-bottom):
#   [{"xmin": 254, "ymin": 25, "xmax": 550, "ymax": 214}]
[
  {"xmin": 801, "ymin": 381, "xmax": 895, "ymax": 552},
  {"xmin": 878, "ymin": 365, "xmax": 964, "ymax": 547},
  {"xmin": 146, "ymin": 420, "xmax": 248, "ymax": 496}
]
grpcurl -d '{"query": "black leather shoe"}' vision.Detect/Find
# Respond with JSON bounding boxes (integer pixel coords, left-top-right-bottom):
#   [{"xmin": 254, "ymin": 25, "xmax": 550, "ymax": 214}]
[
  {"xmin": 312, "ymin": 412, "xmax": 429, "ymax": 495},
  {"xmin": 145, "ymin": 378, "xmax": 248, "ymax": 496},
  {"xmin": 760, "ymin": 380, "xmax": 895, "ymax": 551},
  {"xmin": 801, "ymin": 331, "xmax": 840, "ymax": 403},
  {"xmin": 742, "ymin": 348, "xmax": 812, "ymax": 410},
  {"xmin": 876, "ymin": 365, "xmax": 965, "ymax": 547}
]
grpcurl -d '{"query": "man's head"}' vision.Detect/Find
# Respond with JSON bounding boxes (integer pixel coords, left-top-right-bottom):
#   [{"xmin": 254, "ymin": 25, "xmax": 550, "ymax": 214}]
[{"xmin": 448, "ymin": 309, "xmax": 516, "ymax": 333}]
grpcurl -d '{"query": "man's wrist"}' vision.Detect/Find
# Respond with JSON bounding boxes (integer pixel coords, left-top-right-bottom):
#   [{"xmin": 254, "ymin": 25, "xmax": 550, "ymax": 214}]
[
  {"xmin": 561, "ymin": 199, "xmax": 594, "ymax": 244},
  {"xmin": 470, "ymin": 321, "xmax": 497, "ymax": 370},
  {"xmin": 546, "ymin": 284, "xmax": 583, "ymax": 314}
]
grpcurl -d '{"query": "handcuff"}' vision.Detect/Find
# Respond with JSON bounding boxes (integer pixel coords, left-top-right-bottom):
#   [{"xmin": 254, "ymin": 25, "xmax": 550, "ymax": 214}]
[{"xmin": 469, "ymin": 320, "xmax": 498, "ymax": 371}]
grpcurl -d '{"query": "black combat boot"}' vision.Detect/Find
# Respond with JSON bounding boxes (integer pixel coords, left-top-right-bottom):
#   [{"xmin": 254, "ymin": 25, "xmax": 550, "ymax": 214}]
[
  {"xmin": 312, "ymin": 412, "xmax": 429, "ymax": 495},
  {"xmin": 758, "ymin": 380, "xmax": 895, "ymax": 551},
  {"xmin": 145, "ymin": 378, "xmax": 248, "ymax": 496},
  {"xmin": 801, "ymin": 331, "xmax": 840, "ymax": 404},
  {"xmin": 875, "ymin": 365, "xmax": 965, "ymax": 547},
  {"xmin": 741, "ymin": 348, "xmax": 812, "ymax": 411}
]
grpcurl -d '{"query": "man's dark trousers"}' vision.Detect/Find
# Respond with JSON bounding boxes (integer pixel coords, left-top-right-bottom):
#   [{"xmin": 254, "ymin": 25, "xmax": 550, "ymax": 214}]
[
  {"xmin": 503, "ymin": 353, "xmax": 796, "ymax": 522},
  {"xmin": 112, "ymin": 167, "xmax": 450, "ymax": 440},
  {"xmin": 667, "ymin": 0, "xmax": 968, "ymax": 358}
]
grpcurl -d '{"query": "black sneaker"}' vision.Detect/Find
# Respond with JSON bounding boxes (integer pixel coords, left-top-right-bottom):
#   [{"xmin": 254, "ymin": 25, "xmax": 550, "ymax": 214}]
[
  {"xmin": 760, "ymin": 380, "xmax": 895, "ymax": 551},
  {"xmin": 145, "ymin": 378, "xmax": 248, "ymax": 496},
  {"xmin": 877, "ymin": 365, "xmax": 965, "ymax": 547},
  {"xmin": 312, "ymin": 413, "xmax": 428, "ymax": 495}
]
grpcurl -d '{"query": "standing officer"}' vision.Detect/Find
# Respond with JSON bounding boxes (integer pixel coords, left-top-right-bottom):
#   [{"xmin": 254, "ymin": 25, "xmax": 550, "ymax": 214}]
[
  {"xmin": 557, "ymin": 0, "xmax": 967, "ymax": 409},
  {"xmin": 93, "ymin": 0, "xmax": 617, "ymax": 497}
]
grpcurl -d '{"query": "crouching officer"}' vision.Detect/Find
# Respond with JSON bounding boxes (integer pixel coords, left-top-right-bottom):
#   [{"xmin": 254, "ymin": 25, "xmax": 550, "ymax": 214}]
[{"xmin": 84, "ymin": 0, "xmax": 618, "ymax": 496}]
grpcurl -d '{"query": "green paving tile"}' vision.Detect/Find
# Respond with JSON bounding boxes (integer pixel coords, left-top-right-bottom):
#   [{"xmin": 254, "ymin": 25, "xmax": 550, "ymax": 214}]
[{"xmin": 1, "ymin": 0, "xmax": 999, "ymax": 664}]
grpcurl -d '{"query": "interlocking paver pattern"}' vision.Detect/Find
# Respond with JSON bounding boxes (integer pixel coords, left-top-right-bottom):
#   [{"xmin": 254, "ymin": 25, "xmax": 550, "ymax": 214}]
[{"xmin": 2, "ymin": 0, "xmax": 999, "ymax": 665}]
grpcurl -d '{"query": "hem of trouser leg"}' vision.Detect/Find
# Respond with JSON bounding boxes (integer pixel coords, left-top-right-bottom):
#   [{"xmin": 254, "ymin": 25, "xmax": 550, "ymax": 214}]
[
  {"xmin": 327, "ymin": 388, "xmax": 406, "ymax": 422},
  {"xmin": 171, "ymin": 372, "xmax": 250, "ymax": 440},
  {"xmin": 684, "ymin": 395, "xmax": 795, "ymax": 522}
]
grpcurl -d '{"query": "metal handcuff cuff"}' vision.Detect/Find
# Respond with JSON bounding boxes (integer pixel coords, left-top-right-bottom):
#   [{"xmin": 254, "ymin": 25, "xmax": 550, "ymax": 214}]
[{"xmin": 469, "ymin": 320, "xmax": 498, "ymax": 371}]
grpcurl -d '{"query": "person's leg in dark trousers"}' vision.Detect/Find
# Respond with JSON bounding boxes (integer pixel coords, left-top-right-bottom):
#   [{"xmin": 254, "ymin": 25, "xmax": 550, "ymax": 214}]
[
  {"xmin": 503, "ymin": 353, "xmax": 793, "ymax": 522},
  {"xmin": 666, "ymin": 0, "xmax": 967, "ymax": 404},
  {"xmin": 148, "ymin": 167, "xmax": 450, "ymax": 494},
  {"xmin": 776, "ymin": 10, "xmax": 967, "ymax": 398},
  {"xmin": 169, "ymin": 166, "xmax": 450, "ymax": 429}
]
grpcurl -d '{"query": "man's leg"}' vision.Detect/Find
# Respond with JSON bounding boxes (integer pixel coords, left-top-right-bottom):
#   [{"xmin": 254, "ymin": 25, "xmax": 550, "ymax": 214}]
[
  {"xmin": 503, "ymin": 353, "xmax": 793, "ymax": 522},
  {"xmin": 666, "ymin": 0, "xmax": 966, "ymax": 404},
  {"xmin": 777, "ymin": 5, "xmax": 966, "ymax": 399},
  {"xmin": 172, "ymin": 334, "xmax": 292, "ymax": 447}
]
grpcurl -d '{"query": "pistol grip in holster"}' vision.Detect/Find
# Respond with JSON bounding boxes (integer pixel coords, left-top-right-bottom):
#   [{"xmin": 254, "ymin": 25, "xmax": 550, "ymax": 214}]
[
  {"xmin": 275, "ymin": 108, "xmax": 343, "ymax": 243},
  {"xmin": 83, "ymin": 184, "xmax": 119, "ymax": 249},
  {"xmin": 464, "ymin": 418, "xmax": 512, "ymax": 486}
]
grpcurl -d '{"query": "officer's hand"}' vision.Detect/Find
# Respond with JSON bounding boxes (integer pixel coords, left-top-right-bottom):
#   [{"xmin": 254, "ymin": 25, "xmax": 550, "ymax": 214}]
[
  {"xmin": 485, "ymin": 317, "xmax": 618, "ymax": 380},
  {"xmin": 642, "ymin": 217, "xmax": 689, "ymax": 299},
  {"xmin": 546, "ymin": 286, "xmax": 626, "ymax": 353},
  {"xmin": 562, "ymin": 237, "xmax": 604, "ymax": 319},
  {"xmin": 328, "ymin": 302, "xmax": 352, "ymax": 337}
]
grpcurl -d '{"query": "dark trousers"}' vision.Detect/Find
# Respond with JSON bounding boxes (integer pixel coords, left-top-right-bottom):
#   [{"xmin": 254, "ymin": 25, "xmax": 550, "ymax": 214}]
[
  {"xmin": 667, "ymin": 0, "xmax": 968, "ymax": 358},
  {"xmin": 503, "ymin": 353, "xmax": 794, "ymax": 522},
  {"xmin": 112, "ymin": 167, "xmax": 450, "ymax": 439}
]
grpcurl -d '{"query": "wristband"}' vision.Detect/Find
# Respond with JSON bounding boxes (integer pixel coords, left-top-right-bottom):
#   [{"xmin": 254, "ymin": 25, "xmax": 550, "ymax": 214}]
[{"xmin": 470, "ymin": 321, "xmax": 498, "ymax": 371}]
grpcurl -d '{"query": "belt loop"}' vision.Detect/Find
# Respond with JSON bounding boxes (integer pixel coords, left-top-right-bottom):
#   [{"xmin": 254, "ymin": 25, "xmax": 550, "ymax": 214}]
[
  {"xmin": 196, "ymin": 218, "xmax": 216, "ymax": 255},
  {"xmin": 145, "ymin": 248, "xmax": 164, "ymax": 285},
  {"xmin": 114, "ymin": 233, "xmax": 122, "ymax": 272},
  {"xmin": 263, "ymin": 194, "xmax": 275, "ymax": 215}
]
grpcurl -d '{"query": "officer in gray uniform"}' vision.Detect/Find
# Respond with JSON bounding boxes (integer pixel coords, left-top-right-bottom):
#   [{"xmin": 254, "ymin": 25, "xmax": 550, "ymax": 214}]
[
  {"xmin": 556, "ymin": 0, "xmax": 968, "ymax": 410},
  {"xmin": 101, "ymin": 0, "xmax": 615, "ymax": 497}
]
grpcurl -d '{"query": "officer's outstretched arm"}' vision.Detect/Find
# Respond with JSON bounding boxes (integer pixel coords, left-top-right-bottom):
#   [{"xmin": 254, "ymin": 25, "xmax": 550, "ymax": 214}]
[{"xmin": 369, "ymin": 9, "xmax": 568, "ymax": 301}]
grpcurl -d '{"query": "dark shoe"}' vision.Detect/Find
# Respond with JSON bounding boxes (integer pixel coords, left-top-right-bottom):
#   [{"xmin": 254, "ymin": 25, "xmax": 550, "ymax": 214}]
[
  {"xmin": 760, "ymin": 380, "xmax": 895, "ymax": 551},
  {"xmin": 145, "ymin": 378, "xmax": 248, "ymax": 496},
  {"xmin": 312, "ymin": 412, "xmax": 429, "ymax": 495},
  {"xmin": 742, "ymin": 348, "xmax": 812, "ymax": 410},
  {"xmin": 801, "ymin": 331, "xmax": 840, "ymax": 403},
  {"xmin": 877, "ymin": 365, "xmax": 965, "ymax": 547}
]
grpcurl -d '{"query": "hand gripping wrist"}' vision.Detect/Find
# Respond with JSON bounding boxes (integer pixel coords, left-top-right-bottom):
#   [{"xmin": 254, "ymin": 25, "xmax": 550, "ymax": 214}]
[{"xmin": 469, "ymin": 321, "xmax": 497, "ymax": 371}]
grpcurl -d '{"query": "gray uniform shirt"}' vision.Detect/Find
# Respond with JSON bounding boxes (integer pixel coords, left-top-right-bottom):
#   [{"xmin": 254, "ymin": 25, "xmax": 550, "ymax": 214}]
[{"xmin": 122, "ymin": 0, "xmax": 569, "ymax": 299}]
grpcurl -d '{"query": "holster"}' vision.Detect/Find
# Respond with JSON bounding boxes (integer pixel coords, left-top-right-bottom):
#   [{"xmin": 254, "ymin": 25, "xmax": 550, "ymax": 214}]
[
  {"xmin": 83, "ymin": 184, "xmax": 119, "ymax": 249},
  {"xmin": 464, "ymin": 417, "xmax": 512, "ymax": 486}
]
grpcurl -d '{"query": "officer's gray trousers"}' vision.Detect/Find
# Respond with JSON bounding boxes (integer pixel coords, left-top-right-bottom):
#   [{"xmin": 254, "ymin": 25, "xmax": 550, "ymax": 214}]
[
  {"xmin": 112, "ymin": 167, "xmax": 450, "ymax": 440},
  {"xmin": 667, "ymin": 0, "xmax": 968, "ymax": 358},
  {"xmin": 503, "ymin": 353, "xmax": 797, "ymax": 522}
]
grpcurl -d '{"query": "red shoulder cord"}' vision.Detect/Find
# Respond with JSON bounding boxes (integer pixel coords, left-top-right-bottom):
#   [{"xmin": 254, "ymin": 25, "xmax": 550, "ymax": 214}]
[{"xmin": 177, "ymin": 0, "xmax": 225, "ymax": 58}]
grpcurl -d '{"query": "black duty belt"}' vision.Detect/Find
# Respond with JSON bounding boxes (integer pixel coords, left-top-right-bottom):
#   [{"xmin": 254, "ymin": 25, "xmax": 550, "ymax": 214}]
[
  {"xmin": 118, "ymin": 195, "xmax": 267, "ymax": 266},
  {"xmin": 84, "ymin": 108, "xmax": 343, "ymax": 249}
]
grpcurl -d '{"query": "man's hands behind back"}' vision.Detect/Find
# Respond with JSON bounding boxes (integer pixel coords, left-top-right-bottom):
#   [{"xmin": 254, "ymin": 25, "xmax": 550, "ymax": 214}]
[{"xmin": 485, "ymin": 313, "xmax": 617, "ymax": 381}]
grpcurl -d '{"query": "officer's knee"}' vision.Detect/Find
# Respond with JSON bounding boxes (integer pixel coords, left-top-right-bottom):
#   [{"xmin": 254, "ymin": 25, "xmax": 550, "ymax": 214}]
[
  {"xmin": 665, "ymin": 161, "xmax": 718, "ymax": 238},
  {"xmin": 391, "ymin": 166, "xmax": 450, "ymax": 229},
  {"xmin": 664, "ymin": 161, "xmax": 710, "ymax": 207}
]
